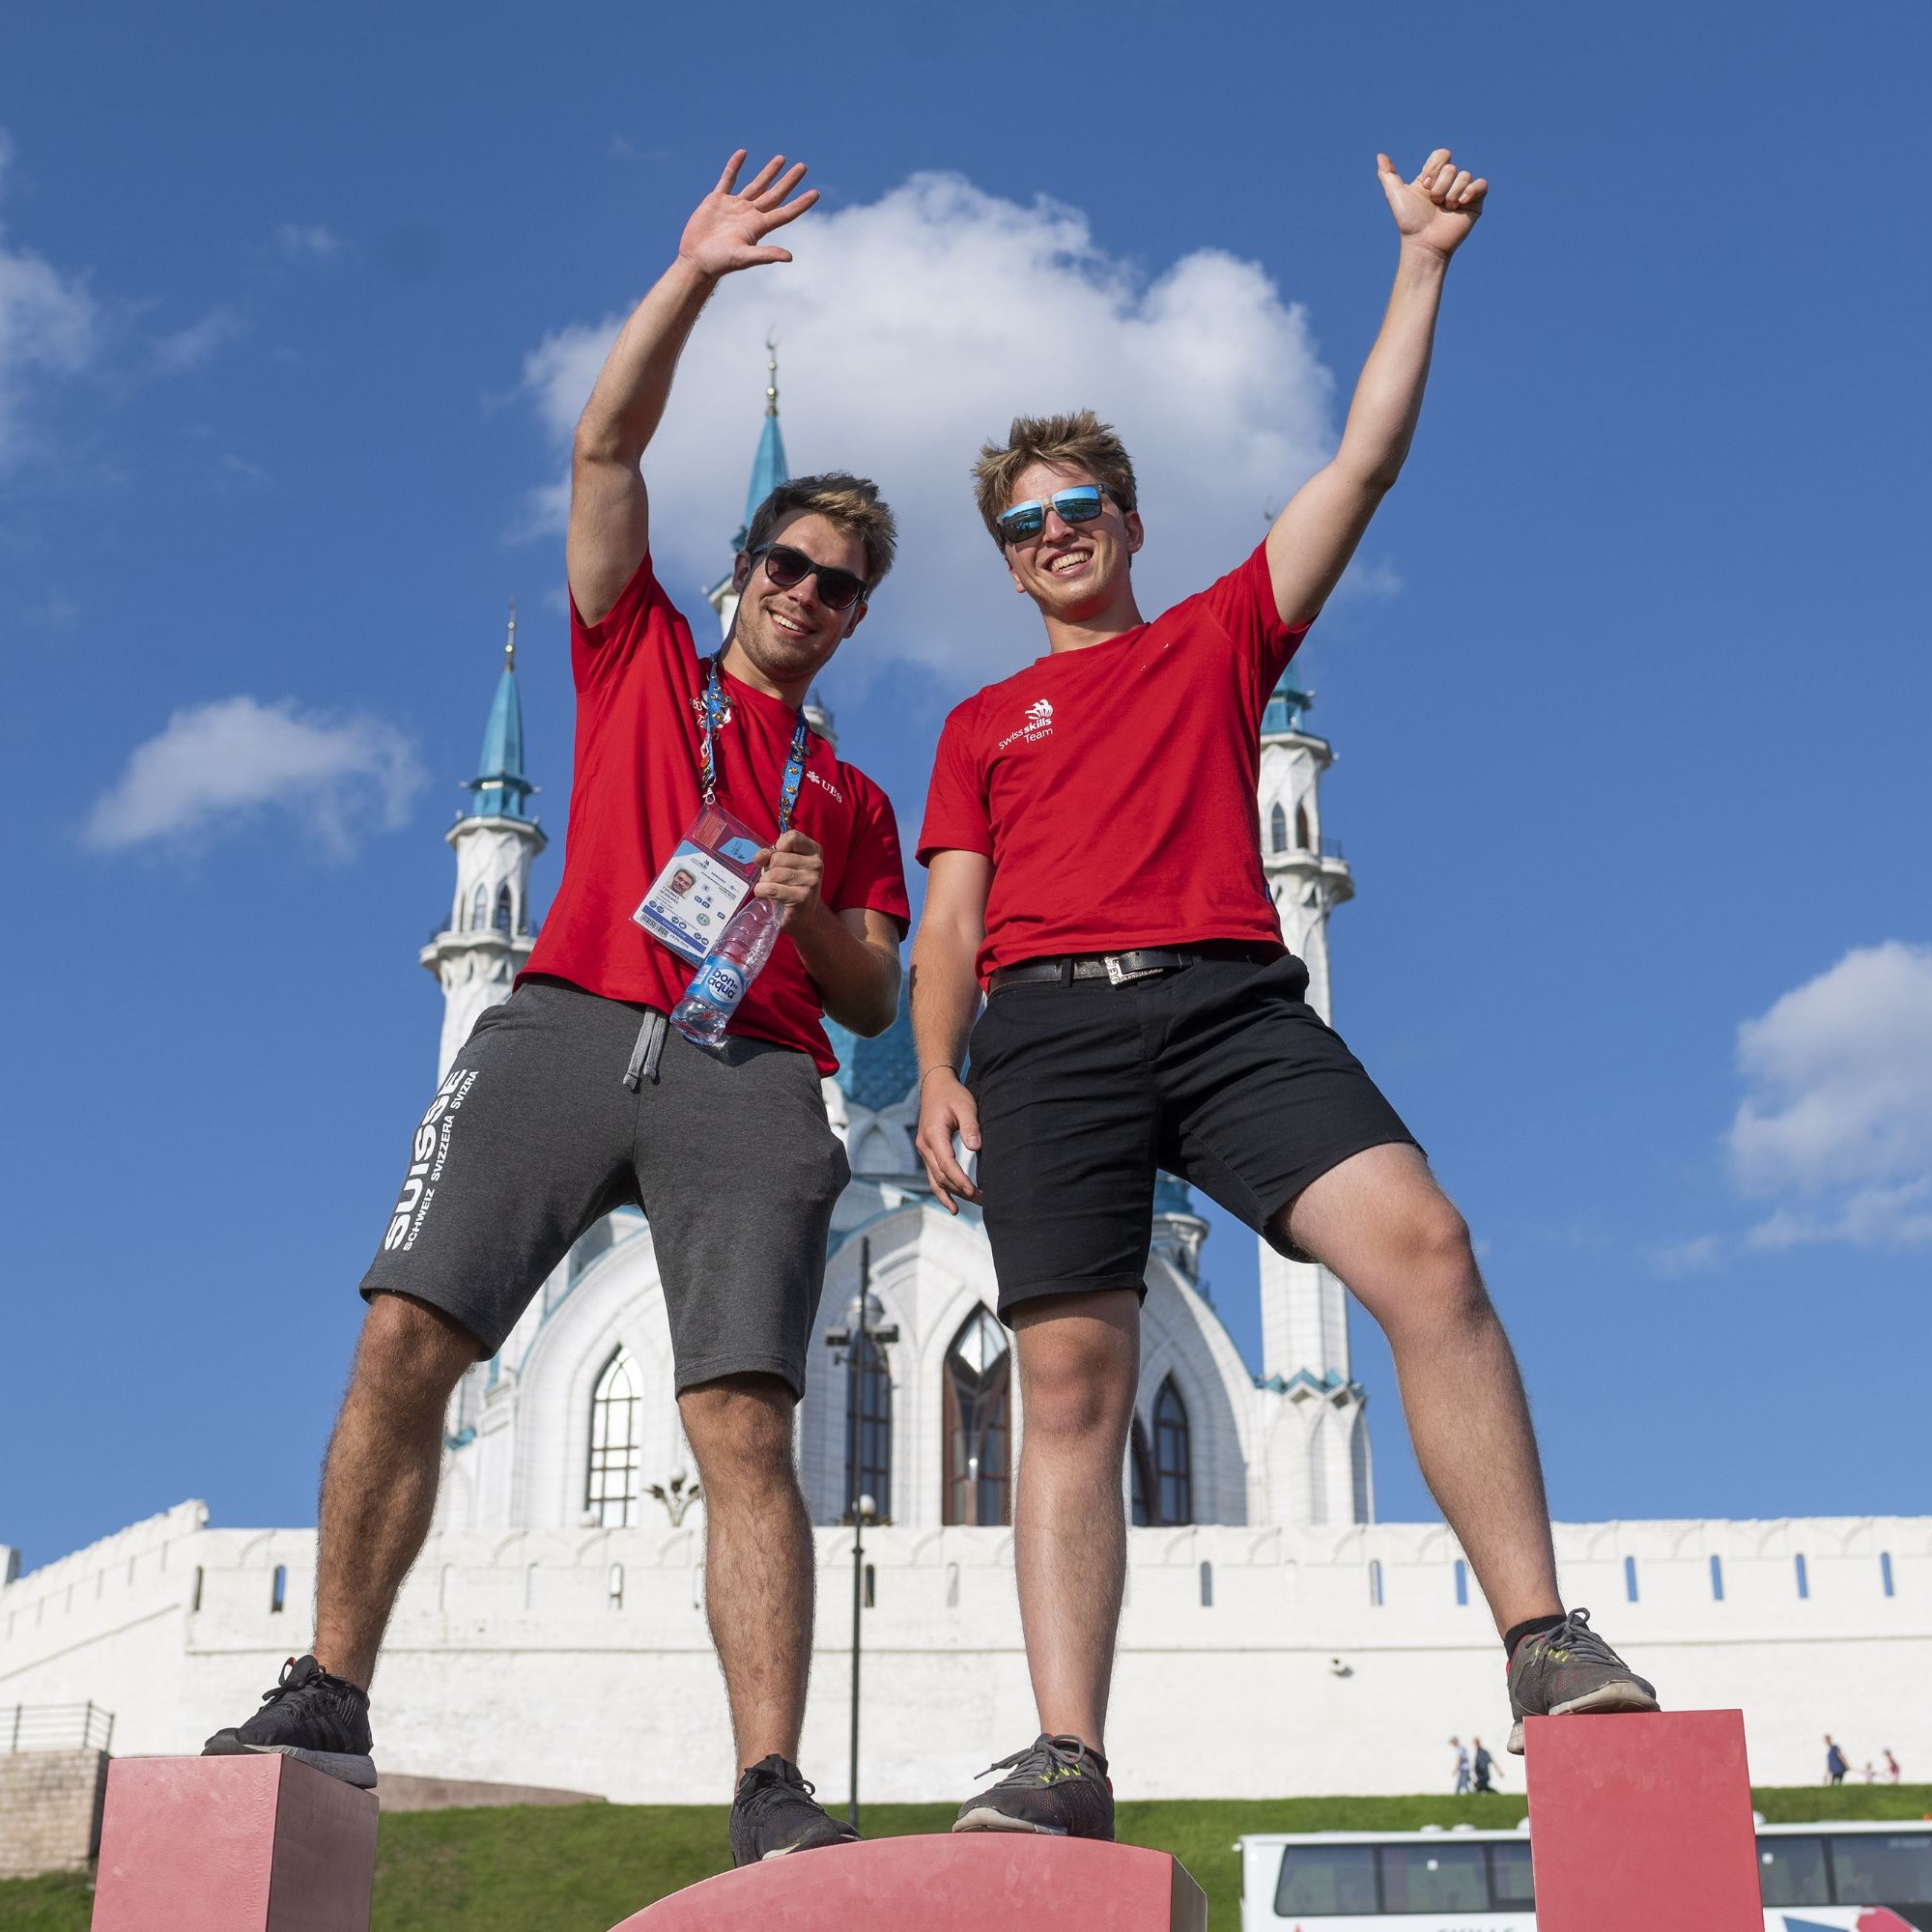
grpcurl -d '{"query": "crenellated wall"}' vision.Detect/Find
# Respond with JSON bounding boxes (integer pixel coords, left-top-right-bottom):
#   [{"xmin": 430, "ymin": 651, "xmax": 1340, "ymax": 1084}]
[{"xmin": 5, "ymin": 1502, "xmax": 1922, "ymax": 1804}]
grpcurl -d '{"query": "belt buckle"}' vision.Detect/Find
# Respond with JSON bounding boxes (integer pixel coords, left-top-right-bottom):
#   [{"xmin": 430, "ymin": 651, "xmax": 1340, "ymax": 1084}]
[{"xmin": 1104, "ymin": 952, "xmax": 1163, "ymax": 986}]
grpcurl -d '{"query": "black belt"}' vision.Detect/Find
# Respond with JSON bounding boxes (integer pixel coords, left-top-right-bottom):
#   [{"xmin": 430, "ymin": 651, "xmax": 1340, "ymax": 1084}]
[{"xmin": 989, "ymin": 943, "xmax": 1278, "ymax": 991}]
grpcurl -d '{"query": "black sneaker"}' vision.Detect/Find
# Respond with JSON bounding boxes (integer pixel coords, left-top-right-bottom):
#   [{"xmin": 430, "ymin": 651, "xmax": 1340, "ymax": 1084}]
[
  {"xmin": 202, "ymin": 1655, "xmax": 377, "ymax": 1789},
  {"xmin": 1507, "ymin": 1607, "xmax": 1659, "ymax": 1753},
  {"xmin": 728, "ymin": 1756, "xmax": 860, "ymax": 1865},
  {"xmin": 952, "ymin": 1734, "xmax": 1115, "ymax": 1838}
]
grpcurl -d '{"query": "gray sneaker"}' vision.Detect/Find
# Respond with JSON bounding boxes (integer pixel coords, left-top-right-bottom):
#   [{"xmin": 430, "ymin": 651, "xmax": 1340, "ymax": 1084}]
[
  {"xmin": 1506, "ymin": 1607, "xmax": 1659, "ymax": 1753},
  {"xmin": 952, "ymin": 1734, "xmax": 1115, "ymax": 1838}
]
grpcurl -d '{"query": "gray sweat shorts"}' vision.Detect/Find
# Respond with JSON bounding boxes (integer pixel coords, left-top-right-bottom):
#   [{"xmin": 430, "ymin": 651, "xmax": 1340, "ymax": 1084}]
[{"xmin": 357, "ymin": 977, "xmax": 849, "ymax": 1396}]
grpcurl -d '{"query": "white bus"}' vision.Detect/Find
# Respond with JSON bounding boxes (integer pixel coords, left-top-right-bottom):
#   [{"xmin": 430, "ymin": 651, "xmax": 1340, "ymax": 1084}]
[{"xmin": 1238, "ymin": 1818, "xmax": 1932, "ymax": 1931}]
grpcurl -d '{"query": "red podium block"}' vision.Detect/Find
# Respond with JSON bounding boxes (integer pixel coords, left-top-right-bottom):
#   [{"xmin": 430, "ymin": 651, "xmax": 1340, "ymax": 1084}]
[
  {"xmin": 1523, "ymin": 1710, "xmax": 1760, "ymax": 1932},
  {"xmin": 611, "ymin": 1833, "xmax": 1207, "ymax": 1931},
  {"xmin": 91, "ymin": 1755, "xmax": 378, "ymax": 1932}
]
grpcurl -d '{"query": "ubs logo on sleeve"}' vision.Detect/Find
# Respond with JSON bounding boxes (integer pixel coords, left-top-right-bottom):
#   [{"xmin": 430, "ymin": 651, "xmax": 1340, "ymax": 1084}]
[{"xmin": 996, "ymin": 697, "xmax": 1056, "ymax": 752}]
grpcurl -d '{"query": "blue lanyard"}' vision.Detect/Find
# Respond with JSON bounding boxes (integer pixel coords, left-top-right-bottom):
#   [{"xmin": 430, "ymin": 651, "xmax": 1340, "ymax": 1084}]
[{"xmin": 696, "ymin": 655, "xmax": 810, "ymax": 835}]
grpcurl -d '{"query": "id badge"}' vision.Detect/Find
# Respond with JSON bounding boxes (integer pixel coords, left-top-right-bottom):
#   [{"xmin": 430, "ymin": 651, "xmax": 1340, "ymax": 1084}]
[{"xmin": 633, "ymin": 803, "xmax": 766, "ymax": 964}]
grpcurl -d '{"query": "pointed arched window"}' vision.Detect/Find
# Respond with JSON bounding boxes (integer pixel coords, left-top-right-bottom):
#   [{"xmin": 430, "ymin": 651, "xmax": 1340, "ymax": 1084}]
[
  {"xmin": 586, "ymin": 1350, "xmax": 641, "ymax": 1528},
  {"xmin": 1294, "ymin": 804, "xmax": 1312, "ymax": 851},
  {"xmin": 470, "ymin": 883, "xmax": 489, "ymax": 932},
  {"xmin": 1269, "ymin": 802, "xmax": 1288, "ymax": 854},
  {"xmin": 1129, "ymin": 1416, "xmax": 1155, "ymax": 1527},
  {"xmin": 943, "ymin": 1307, "xmax": 1010, "ymax": 1525},
  {"xmin": 1153, "ymin": 1377, "xmax": 1193, "ymax": 1527},
  {"xmin": 845, "ymin": 1330, "xmax": 893, "ymax": 1523},
  {"xmin": 494, "ymin": 884, "xmax": 514, "ymax": 934}
]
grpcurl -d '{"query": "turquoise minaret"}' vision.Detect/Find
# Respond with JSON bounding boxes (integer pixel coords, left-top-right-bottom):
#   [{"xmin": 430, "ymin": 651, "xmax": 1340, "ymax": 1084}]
[
  {"xmin": 467, "ymin": 605, "xmax": 536, "ymax": 822},
  {"xmin": 1255, "ymin": 647, "xmax": 1372, "ymax": 1525},
  {"xmin": 708, "ymin": 337, "xmax": 792, "ymax": 637},
  {"xmin": 420, "ymin": 603, "xmax": 548, "ymax": 1078},
  {"xmin": 738, "ymin": 334, "xmax": 789, "ymax": 547}
]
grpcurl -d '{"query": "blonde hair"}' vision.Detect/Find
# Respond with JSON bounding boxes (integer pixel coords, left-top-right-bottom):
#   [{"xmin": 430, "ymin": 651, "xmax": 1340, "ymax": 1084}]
[
  {"xmin": 972, "ymin": 410, "xmax": 1138, "ymax": 548},
  {"xmin": 744, "ymin": 472, "xmax": 898, "ymax": 589}
]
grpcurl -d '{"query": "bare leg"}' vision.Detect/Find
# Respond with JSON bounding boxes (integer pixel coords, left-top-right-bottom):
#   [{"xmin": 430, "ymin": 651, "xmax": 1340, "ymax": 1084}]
[
  {"xmin": 313, "ymin": 1293, "xmax": 479, "ymax": 1689},
  {"xmin": 679, "ymin": 1375, "xmax": 815, "ymax": 1771},
  {"xmin": 1009, "ymin": 1291, "xmax": 1141, "ymax": 1754},
  {"xmin": 1282, "ymin": 1144, "xmax": 1562, "ymax": 1636}
]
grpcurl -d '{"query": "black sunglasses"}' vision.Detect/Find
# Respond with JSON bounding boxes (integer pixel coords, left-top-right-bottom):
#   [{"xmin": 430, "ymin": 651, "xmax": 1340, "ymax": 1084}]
[
  {"xmin": 750, "ymin": 542, "xmax": 868, "ymax": 612},
  {"xmin": 996, "ymin": 485, "xmax": 1110, "ymax": 546}
]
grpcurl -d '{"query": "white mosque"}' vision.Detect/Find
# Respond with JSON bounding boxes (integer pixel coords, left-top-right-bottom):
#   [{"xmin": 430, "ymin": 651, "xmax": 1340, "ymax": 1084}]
[{"xmin": 1, "ymin": 384, "xmax": 1924, "ymax": 1804}]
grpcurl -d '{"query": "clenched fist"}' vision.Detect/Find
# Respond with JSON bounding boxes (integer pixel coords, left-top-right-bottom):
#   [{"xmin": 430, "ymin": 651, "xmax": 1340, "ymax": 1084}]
[{"xmin": 753, "ymin": 829, "xmax": 827, "ymax": 931}]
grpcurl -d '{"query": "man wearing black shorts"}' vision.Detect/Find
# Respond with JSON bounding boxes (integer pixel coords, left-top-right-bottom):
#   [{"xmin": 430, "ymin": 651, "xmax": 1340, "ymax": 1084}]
[
  {"xmin": 912, "ymin": 149, "xmax": 1658, "ymax": 1838},
  {"xmin": 204, "ymin": 152, "xmax": 912, "ymax": 1864}
]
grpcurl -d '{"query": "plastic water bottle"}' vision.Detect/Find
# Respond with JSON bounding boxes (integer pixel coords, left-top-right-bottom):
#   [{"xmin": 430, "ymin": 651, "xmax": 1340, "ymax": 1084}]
[{"xmin": 671, "ymin": 895, "xmax": 781, "ymax": 1047}]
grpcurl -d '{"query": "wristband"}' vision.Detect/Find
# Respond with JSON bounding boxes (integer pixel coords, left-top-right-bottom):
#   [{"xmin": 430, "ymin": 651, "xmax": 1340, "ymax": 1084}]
[{"xmin": 920, "ymin": 1065, "xmax": 961, "ymax": 1086}]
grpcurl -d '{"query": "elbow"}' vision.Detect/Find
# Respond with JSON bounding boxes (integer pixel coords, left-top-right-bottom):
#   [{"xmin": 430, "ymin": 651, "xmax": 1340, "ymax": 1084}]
[
  {"xmin": 1336, "ymin": 451, "xmax": 1404, "ymax": 499},
  {"xmin": 572, "ymin": 414, "xmax": 634, "ymax": 472}
]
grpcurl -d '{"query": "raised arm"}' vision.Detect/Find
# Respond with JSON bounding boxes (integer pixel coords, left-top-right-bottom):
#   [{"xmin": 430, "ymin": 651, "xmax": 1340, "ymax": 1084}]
[
  {"xmin": 1264, "ymin": 148, "xmax": 1488, "ymax": 630},
  {"xmin": 911, "ymin": 850, "xmax": 994, "ymax": 1212},
  {"xmin": 567, "ymin": 151, "xmax": 817, "ymax": 625}
]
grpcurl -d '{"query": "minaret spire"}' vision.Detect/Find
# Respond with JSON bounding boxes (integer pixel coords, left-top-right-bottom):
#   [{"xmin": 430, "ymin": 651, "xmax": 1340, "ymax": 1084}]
[
  {"xmin": 419, "ymin": 608, "xmax": 549, "ymax": 1078},
  {"xmin": 708, "ymin": 335, "xmax": 796, "ymax": 636}
]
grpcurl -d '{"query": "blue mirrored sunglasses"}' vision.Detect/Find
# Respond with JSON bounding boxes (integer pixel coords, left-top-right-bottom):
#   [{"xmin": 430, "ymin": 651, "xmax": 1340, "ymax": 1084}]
[{"xmin": 997, "ymin": 485, "xmax": 1109, "ymax": 545}]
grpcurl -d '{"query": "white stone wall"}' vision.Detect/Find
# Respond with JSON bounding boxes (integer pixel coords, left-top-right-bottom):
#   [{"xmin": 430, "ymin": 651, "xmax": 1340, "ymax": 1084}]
[{"xmin": 5, "ymin": 1503, "xmax": 1923, "ymax": 1805}]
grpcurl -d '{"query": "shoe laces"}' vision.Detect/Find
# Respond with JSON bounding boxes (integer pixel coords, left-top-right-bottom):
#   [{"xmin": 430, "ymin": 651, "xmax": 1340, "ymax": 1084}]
[
  {"xmin": 1530, "ymin": 1607, "xmax": 1618, "ymax": 1664},
  {"xmin": 735, "ymin": 1754, "xmax": 812, "ymax": 1816},
  {"xmin": 257, "ymin": 1656, "xmax": 317, "ymax": 1708},
  {"xmin": 977, "ymin": 1734, "xmax": 1091, "ymax": 1784}
]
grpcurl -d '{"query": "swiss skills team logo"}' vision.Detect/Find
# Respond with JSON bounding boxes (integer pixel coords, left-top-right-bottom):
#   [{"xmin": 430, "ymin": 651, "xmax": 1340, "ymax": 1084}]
[{"xmin": 997, "ymin": 696, "xmax": 1057, "ymax": 753}]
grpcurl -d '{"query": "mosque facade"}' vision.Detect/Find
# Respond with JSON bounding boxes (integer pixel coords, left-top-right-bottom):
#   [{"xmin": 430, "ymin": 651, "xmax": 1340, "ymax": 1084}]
[{"xmin": 1, "ymin": 398, "xmax": 1925, "ymax": 1805}]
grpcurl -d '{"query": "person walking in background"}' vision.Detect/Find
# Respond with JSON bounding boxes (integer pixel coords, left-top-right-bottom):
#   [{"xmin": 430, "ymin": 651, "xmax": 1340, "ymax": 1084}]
[
  {"xmin": 1472, "ymin": 1739, "xmax": 1497, "ymax": 1794},
  {"xmin": 1452, "ymin": 1736, "xmax": 1472, "ymax": 1795},
  {"xmin": 1826, "ymin": 1736, "xmax": 1849, "ymax": 1785},
  {"xmin": 1885, "ymin": 1748, "xmax": 1901, "ymax": 1783}
]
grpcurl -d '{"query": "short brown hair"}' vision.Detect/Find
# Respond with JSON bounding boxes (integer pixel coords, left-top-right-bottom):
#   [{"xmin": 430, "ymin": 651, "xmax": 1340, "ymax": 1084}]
[
  {"xmin": 972, "ymin": 410, "xmax": 1138, "ymax": 548},
  {"xmin": 744, "ymin": 472, "xmax": 898, "ymax": 590}
]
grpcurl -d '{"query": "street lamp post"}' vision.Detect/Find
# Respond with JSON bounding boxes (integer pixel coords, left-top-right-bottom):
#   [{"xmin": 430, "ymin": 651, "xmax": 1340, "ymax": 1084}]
[{"xmin": 824, "ymin": 1236, "xmax": 896, "ymax": 1832}]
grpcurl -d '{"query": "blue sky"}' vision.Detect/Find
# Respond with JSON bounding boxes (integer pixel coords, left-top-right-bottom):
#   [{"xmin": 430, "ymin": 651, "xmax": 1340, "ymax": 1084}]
[{"xmin": 4, "ymin": 2, "xmax": 1928, "ymax": 1570}]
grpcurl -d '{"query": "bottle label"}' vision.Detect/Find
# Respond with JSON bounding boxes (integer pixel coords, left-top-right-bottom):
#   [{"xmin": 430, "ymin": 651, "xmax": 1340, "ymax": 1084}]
[{"xmin": 698, "ymin": 958, "xmax": 747, "ymax": 1008}]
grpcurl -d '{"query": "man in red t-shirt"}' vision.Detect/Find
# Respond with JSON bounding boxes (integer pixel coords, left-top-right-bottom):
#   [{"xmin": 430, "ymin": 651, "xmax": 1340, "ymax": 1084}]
[
  {"xmin": 204, "ymin": 153, "xmax": 910, "ymax": 1864},
  {"xmin": 913, "ymin": 150, "xmax": 1657, "ymax": 1838}
]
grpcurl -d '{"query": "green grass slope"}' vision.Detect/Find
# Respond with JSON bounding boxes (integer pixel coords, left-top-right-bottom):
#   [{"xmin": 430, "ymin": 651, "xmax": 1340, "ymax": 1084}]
[{"xmin": 5, "ymin": 1786, "xmax": 1926, "ymax": 1931}]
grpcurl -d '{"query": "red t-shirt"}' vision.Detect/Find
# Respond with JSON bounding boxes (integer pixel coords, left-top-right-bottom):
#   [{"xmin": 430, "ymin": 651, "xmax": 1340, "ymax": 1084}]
[
  {"xmin": 520, "ymin": 554, "xmax": 910, "ymax": 1074},
  {"xmin": 917, "ymin": 542, "xmax": 1307, "ymax": 982}
]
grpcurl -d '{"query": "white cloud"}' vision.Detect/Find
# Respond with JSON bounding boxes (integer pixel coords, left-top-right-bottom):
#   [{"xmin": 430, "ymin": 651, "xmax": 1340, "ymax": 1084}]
[
  {"xmin": 1645, "ymin": 1233, "xmax": 1727, "ymax": 1278},
  {"xmin": 519, "ymin": 171, "xmax": 1339, "ymax": 690},
  {"xmin": 155, "ymin": 304, "xmax": 246, "ymax": 374},
  {"xmin": 84, "ymin": 696, "xmax": 425, "ymax": 861},
  {"xmin": 0, "ymin": 128, "xmax": 98, "ymax": 467},
  {"xmin": 278, "ymin": 223, "xmax": 340, "ymax": 261},
  {"xmin": 1725, "ymin": 942, "xmax": 1932, "ymax": 1249}
]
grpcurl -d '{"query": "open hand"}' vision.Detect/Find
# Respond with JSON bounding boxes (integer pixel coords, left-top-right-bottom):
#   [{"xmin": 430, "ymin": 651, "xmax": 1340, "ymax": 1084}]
[
  {"xmin": 678, "ymin": 151, "xmax": 818, "ymax": 279},
  {"xmin": 915, "ymin": 1069, "xmax": 982, "ymax": 1213},
  {"xmin": 753, "ymin": 829, "xmax": 827, "ymax": 930},
  {"xmin": 1378, "ymin": 149, "xmax": 1487, "ymax": 261}
]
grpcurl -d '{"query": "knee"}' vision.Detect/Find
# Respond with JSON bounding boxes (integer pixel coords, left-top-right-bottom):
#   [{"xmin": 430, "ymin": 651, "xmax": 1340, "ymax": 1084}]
[
  {"xmin": 1392, "ymin": 1200, "xmax": 1490, "ymax": 1328},
  {"xmin": 1019, "ymin": 1347, "xmax": 1134, "ymax": 1445},
  {"xmin": 681, "ymin": 1380, "xmax": 798, "ymax": 1497},
  {"xmin": 354, "ymin": 1293, "xmax": 478, "ymax": 1408}
]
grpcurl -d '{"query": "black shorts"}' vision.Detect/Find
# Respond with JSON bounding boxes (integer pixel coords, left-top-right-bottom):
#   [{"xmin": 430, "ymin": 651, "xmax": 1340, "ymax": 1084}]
[{"xmin": 966, "ymin": 951, "xmax": 1418, "ymax": 1317}]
